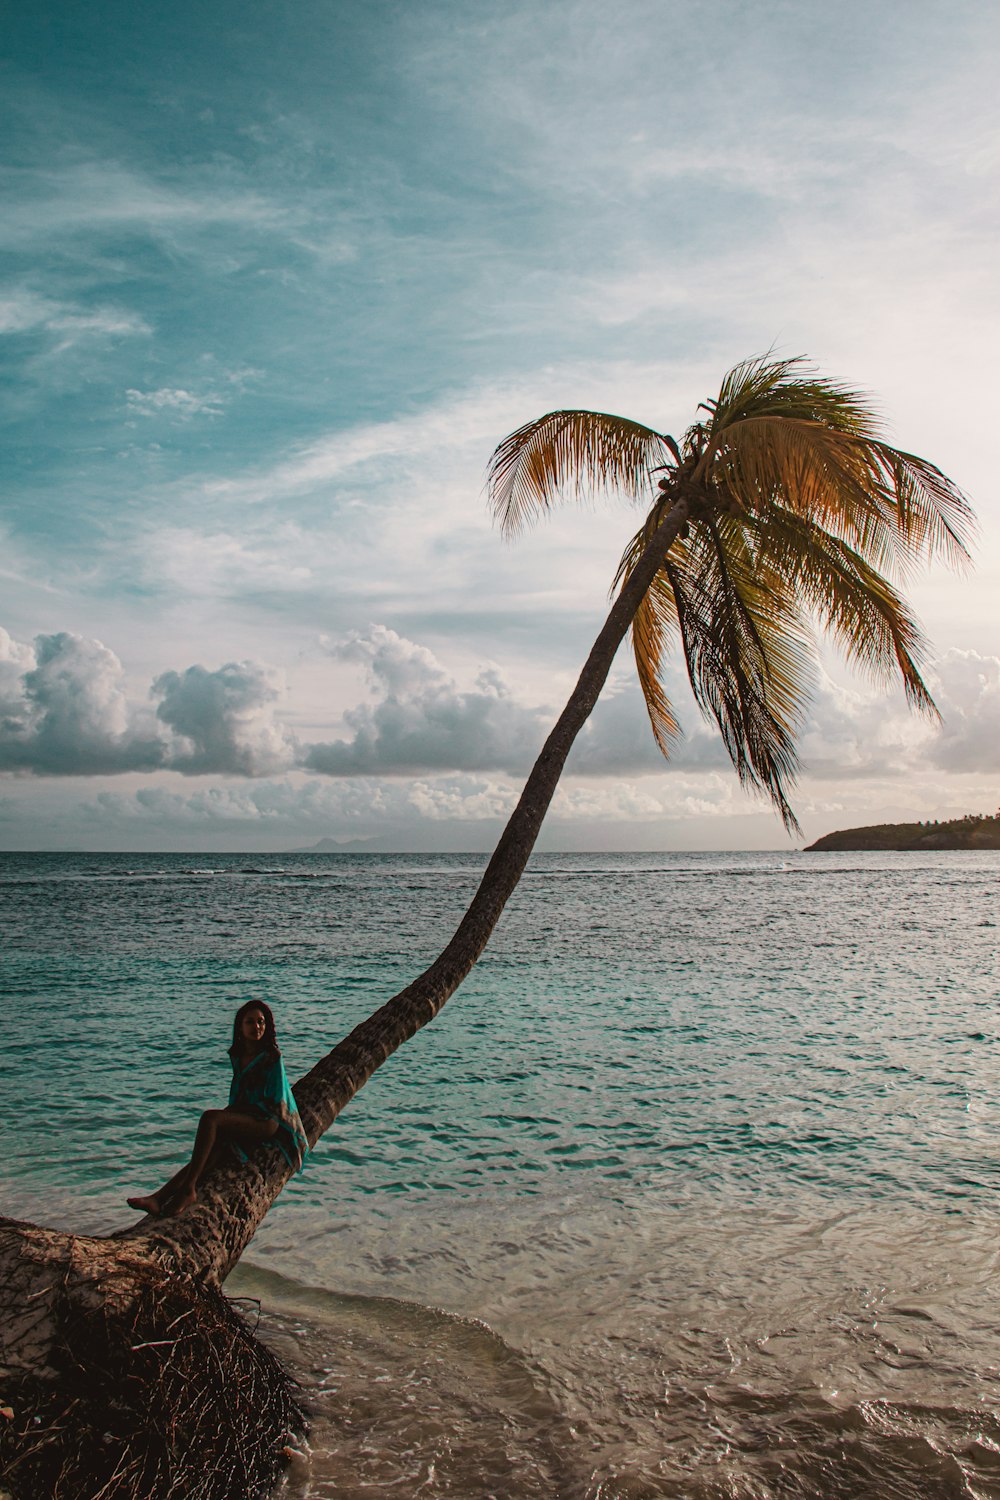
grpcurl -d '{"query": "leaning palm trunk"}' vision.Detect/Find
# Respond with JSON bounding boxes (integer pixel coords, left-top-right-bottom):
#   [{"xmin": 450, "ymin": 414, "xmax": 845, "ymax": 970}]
[{"xmin": 0, "ymin": 497, "xmax": 691, "ymax": 1500}]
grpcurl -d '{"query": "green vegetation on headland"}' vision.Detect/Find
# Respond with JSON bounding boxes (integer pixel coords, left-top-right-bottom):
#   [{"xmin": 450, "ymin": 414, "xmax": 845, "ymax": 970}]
[{"xmin": 807, "ymin": 812, "xmax": 1000, "ymax": 851}]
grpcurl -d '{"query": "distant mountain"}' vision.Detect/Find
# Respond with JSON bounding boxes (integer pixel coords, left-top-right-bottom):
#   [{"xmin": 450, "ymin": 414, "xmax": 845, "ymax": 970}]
[{"xmin": 806, "ymin": 813, "xmax": 1000, "ymax": 851}]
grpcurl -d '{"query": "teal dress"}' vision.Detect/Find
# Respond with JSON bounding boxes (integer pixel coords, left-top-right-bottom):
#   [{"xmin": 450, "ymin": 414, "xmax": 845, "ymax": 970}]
[{"xmin": 228, "ymin": 1048, "xmax": 309, "ymax": 1173}]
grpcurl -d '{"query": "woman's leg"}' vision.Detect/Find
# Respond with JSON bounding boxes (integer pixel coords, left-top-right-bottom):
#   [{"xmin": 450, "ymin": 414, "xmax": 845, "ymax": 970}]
[
  {"xmin": 171, "ymin": 1109, "xmax": 278, "ymax": 1213},
  {"xmin": 128, "ymin": 1112, "xmax": 277, "ymax": 1216},
  {"xmin": 127, "ymin": 1156, "xmax": 199, "ymax": 1215}
]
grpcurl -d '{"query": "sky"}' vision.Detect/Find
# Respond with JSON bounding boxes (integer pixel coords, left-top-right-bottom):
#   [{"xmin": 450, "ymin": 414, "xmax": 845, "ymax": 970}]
[{"xmin": 2, "ymin": 0, "xmax": 998, "ymax": 852}]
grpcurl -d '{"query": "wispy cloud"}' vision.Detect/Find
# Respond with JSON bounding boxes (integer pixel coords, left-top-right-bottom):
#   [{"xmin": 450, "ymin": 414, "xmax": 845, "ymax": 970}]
[
  {"xmin": 126, "ymin": 387, "xmax": 225, "ymax": 419},
  {"xmin": 0, "ymin": 287, "xmax": 151, "ymax": 344},
  {"xmin": 0, "ymin": 162, "xmax": 305, "ymax": 249}
]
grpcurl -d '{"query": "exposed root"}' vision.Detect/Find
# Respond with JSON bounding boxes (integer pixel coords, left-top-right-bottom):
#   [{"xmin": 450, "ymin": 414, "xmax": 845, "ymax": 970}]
[{"xmin": 0, "ymin": 1250, "xmax": 304, "ymax": 1500}]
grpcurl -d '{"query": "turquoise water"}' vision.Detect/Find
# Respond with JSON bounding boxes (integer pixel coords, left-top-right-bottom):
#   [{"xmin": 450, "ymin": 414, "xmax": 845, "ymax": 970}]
[{"xmin": 3, "ymin": 850, "xmax": 1000, "ymax": 1496}]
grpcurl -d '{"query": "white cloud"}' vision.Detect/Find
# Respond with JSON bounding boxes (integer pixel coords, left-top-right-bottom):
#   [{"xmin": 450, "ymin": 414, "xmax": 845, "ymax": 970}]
[
  {"xmin": 195, "ymin": 361, "xmax": 694, "ymax": 511},
  {"xmin": 569, "ymin": 675, "xmax": 731, "ymax": 776},
  {"xmin": 0, "ymin": 287, "xmax": 151, "ymax": 344},
  {"xmin": 126, "ymin": 387, "xmax": 225, "ymax": 419},
  {"xmin": 0, "ymin": 629, "xmax": 295, "ymax": 777},
  {"xmin": 0, "ymin": 631, "xmax": 163, "ymax": 775},
  {"xmin": 304, "ymin": 626, "xmax": 545, "ymax": 775},
  {"xmin": 928, "ymin": 649, "xmax": 1000, "ymax": 774},
  {"xmin": 0, "ymin": 162, "xmax": 300, "ymax": 249},
  {"xmin": 1, "ymin": 621, "xmax": 997, "ymax": 861},
  {"xmin": 147, "ymin": 526, "xmax": 316, "ymax": 596},
  {"xmin": 797, "ymin": 649, "xmax": 1000, "ymax": 781},
  {"xmin": 0, "ymin": 626, "xmax": 37, "ymax": 736},
  {"xmin": 302, "ymin": 626, "xmax": 728, "ymax": 780},
  {"xmin": 68, "ymin": 766, "xmax": 747, "ymax": 841},
  {"xmin": 154, "ymin": 660, "xmax": 297, "ymax": 776}
]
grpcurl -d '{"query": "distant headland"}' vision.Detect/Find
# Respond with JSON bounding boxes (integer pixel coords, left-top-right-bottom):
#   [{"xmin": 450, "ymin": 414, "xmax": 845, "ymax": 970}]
[{"xmin": 806, "ymin": 812, "xmax": 1000, "ymax": 851}]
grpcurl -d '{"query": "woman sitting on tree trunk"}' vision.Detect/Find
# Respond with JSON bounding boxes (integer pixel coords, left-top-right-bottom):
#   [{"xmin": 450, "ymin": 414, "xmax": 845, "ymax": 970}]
[{"xmin": 128, "ymin": 1000, "xmax": 309, "ymax": 1216}]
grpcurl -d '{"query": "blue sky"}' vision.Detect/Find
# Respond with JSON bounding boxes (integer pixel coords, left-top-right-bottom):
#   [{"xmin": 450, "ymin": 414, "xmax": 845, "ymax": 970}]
[{"xmin": 2, "ymin": 0, "xmax": 998, "ymax": 850}]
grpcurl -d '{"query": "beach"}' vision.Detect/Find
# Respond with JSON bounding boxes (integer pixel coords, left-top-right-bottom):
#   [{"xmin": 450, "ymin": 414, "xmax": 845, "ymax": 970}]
[{"xmin": 3, "ymin": 850, "xmax": 1000, "ymax": 1496}]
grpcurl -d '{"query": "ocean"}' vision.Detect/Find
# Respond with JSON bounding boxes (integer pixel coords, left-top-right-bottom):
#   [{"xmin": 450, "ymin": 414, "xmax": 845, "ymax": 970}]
[{"xmin": 2, "ymin": 849, "xmax": 999, "ymax": 1497}]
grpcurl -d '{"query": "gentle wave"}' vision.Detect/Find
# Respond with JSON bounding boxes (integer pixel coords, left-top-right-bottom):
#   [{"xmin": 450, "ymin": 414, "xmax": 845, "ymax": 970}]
[{"xmin": 5, "ymin": 849, "xmax": 1000, "ymax": 1497}]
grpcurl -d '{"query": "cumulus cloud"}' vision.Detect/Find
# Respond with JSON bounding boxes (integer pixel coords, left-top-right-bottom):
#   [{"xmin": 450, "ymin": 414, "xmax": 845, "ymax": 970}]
[
  {"xmin": 0, "ymin": 627, "xmax": 35, "ymax": 735},
  {"xmin": 303, "ymin": 626, "xmax": 730, "ymax": 780},
  {"xmin": 303, "ymin": 626, "xmax": 546, "ymax": 775},
  {"xmin": 0, "ymin": 632, "xmax": 163, "ymax": 774},
  {"xmin": 928, "ymin": 649, "xmax": 1000, "ymax": 774},
  {"xmin": 797, "ymin": 648, "xmax": 1000, "ymax": 781},
  {"xmin": 2, "ymin": 625, "xmax": 997, "ymax": 798},
  {"xmin": 154, "ymin": 661, "xmax": 297, "ymax": 776},
  {"xmin": 0, "ymin": 629, "xmax": 295, "ymax": 776},
  {"xmin": 569, "ymin": 676, "xmax": 732, "ymax": 776}
]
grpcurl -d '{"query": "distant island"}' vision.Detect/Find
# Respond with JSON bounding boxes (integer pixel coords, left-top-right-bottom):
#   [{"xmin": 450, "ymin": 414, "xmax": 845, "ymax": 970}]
[{"xmin": 807, "ymin": 811, "xmax": 1000, "ymax": 851}]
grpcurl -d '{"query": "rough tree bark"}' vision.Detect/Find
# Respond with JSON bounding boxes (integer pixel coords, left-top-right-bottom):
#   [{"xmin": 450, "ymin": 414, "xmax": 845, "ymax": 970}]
[{"xmin": 0, "ymin": 497, "xmax": 690, "ymax": 1500}]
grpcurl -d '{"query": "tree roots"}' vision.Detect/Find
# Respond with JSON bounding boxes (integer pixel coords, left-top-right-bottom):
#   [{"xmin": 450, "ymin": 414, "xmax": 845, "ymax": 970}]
[{"xmin": 1, "ymin": 1237, "xmax": 304, "ymax": 1500}]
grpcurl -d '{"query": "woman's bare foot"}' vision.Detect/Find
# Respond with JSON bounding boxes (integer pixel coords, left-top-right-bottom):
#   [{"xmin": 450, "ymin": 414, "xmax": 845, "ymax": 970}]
[
  {"xmin": 171, "ymin": 1187, "xmax": 198, "ymax": 1215},
  {"xmin": 127, "ymin": 1194, "xmax": 161, "ymax": 1216}
]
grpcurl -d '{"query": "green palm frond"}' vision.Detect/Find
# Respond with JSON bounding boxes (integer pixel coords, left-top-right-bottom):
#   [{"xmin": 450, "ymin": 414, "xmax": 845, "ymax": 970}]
[
  {"xmin": 669, "ymin": 518, "xmax": 812, "ymax": 832},
  {"xmin": 488, "ymin": 410, "xmax": 672, "ymax": 536},
  {"xmin": 867, "ymin": 441, "xmax": 976, "ymax": 569},
  {"xmin": 700, "ymin": 354, "xmax": 881, "ymax": 444},
  {"xmin": 616, "ymin": 511, "xmax": 813, "ymax": 830},
  {"xmin": 742, "ymin": 506, "xmax": 937, "ymax": 714}
]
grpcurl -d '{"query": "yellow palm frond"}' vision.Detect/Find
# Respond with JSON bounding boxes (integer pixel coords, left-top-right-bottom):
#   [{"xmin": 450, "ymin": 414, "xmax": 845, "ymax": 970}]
[
  {"xmin": 615, "ymin": 516, "xmax": 688, "ymax": 753},
  {"xmin": 741, "ymin": 505, "xmax": 936, "ymax": 715},
  {"xmin": 707, "ymin": 415, "xmax": 900, "ymax": 570},
  {"xmin": 488, "ymin": 410, "xmax": 671, "ymax": 536},
  {"xmin": 633, "ymin": 577, "xmax": 683, "ymax": 754},
  {"xmin": 697, "ymin": 356, "xmax": 975, "ymax": 575}
]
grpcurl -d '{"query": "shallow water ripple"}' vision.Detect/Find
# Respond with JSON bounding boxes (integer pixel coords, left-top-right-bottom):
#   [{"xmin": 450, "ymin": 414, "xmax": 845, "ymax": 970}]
[{"xmin": 2, "ymin": 849, "xmax": 1000, "ymax": 1495}]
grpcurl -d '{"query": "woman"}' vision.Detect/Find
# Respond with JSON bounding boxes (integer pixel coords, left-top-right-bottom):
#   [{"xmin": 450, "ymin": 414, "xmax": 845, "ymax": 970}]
[{"xmin": 127, "ymin": 1000, "xmax": 309, "ymax": 1217}]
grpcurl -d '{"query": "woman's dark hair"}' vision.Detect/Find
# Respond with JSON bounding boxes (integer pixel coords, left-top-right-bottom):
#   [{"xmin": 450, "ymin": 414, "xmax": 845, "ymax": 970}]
[{"xmin": 230, "ymin": 999, "xmax": 280, "ymax": 1058}]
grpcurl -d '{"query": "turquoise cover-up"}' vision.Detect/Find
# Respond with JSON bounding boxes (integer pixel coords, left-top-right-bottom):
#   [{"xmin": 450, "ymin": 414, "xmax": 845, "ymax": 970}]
[{"xmin": 228, "ymin": 1048, "xmax": 310, "ymax": 1173}]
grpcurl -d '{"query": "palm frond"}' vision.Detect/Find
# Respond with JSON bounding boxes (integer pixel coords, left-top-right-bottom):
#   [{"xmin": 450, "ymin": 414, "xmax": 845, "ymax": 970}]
[
  {"xmin": 697, "ymin": 356, "xmax": 975, "ymax": 575},
  {"xmin": 743, "ymin": 505, "xmax": 938, "ymax": 715},
  {"xmin": 618, "ymin": 512, "xmax": 813, "ymax": 832},
  {"xmin": 673, "ymin": 518, "xmax": 815, "ymax": 832},
  {"xmin": 616, "ymin": 523, "xmax": 684, "ymax": 753},
  {"xmin": 868, "ymin": 441, "xmax": 976, "ymax": 569},
  {"xmin": 487, "ymin": 354, "xmax": 975, "ymax": 836},
  {"xmin": 488, "ymin": 410, "xmax": 671, "ymax": 536},
  {"xmin": 704, "ymin": 355, "xmax": 880, "ymax": 442},
  {"xmin": 708, "ymin": 415, "xmax": 900, "ymax": 570}
]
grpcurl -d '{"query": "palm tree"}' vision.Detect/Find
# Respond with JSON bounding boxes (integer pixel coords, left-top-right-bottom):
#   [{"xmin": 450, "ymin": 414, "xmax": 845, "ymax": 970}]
[
  {"xmin": 0, "ymin": 357, "xmax": 973, "ymax": 1499},
  {"xmin": 488, "ymin": 353, "xmax": 973, "ymax": 833}
]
